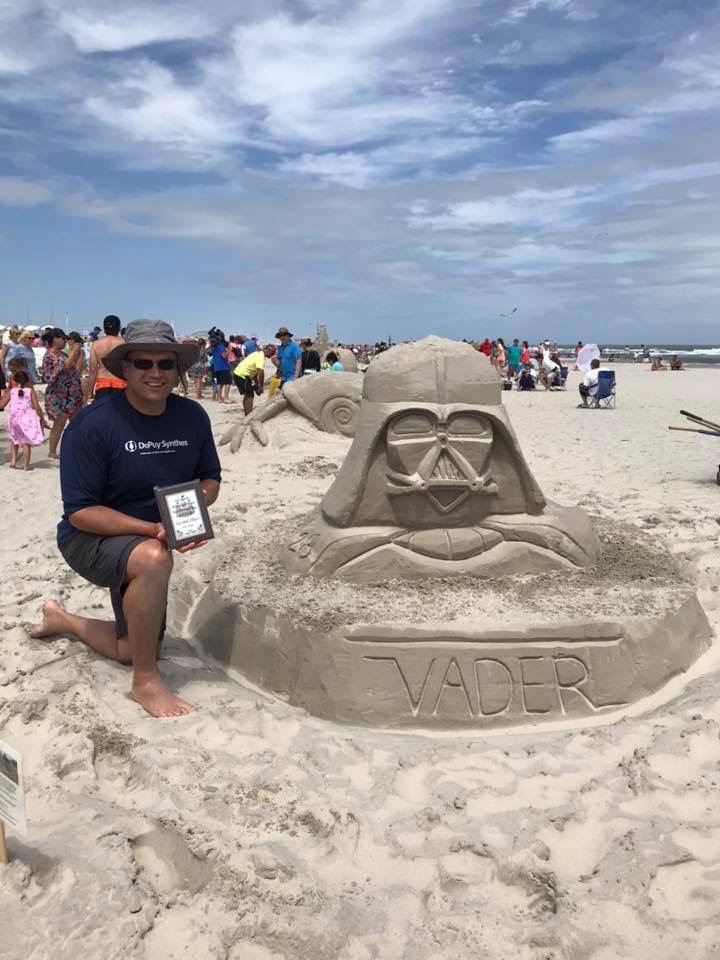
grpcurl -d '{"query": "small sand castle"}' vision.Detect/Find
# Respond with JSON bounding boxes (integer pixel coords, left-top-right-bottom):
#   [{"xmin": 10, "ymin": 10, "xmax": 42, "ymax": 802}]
[{"xmin": 178, "ymin": 337, "xmax": 712, "ymax": 730}]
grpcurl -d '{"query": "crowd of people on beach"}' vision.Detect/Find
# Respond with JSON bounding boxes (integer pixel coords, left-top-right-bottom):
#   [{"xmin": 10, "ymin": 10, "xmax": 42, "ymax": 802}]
[
  {"xmin": 1, "ymin": 317, "xmax": 623, "ymax": 472},
  {"xmin": 473, "ymin": 336, "xmax": 572, "ymax": 392},
  {"xmin": 0, "ymin": 318, "xmax": 361, "ymax": 470}
]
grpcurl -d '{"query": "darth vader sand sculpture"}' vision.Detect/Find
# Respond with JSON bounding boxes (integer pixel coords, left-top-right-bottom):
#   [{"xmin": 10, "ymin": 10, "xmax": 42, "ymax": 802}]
[
  {"xmin": 179, "ymin": 335, "xmax": 711, "ymax": 728},
  {"xmin": 284, "ymin": 337, "xmax": 600, "ymax": 580}
]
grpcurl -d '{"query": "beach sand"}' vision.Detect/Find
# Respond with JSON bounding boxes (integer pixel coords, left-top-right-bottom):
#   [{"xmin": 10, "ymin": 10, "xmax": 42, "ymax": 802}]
[{"xmin": 1, "ymin": 363, "xmax": 720, "ymax": 959}]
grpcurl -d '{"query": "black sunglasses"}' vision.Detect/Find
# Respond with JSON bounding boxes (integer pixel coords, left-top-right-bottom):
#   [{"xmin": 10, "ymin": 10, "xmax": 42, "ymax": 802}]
[{"xmin": 125, "ymin": 358, "xmax": 178, "ymax": 371}]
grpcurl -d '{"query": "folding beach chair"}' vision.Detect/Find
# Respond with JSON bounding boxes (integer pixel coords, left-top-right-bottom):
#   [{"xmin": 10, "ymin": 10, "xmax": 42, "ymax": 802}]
[
  {"xmin": 548, "ymin": 365, "xmax": 568, "ymax": 390},
  {"xmin": 591, "ymin": 370, "xmax": 616, "ymax": 409}
]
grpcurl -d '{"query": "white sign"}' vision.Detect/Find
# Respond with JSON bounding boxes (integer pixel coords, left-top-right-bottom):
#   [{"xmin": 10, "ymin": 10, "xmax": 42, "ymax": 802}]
[
  {"xmin": 166, "ymin": 487, "xmax": 206, "ymax": 542},
  {"xmin": 0, "ymin": 739, "xmax": 26, "ymax": 837}
]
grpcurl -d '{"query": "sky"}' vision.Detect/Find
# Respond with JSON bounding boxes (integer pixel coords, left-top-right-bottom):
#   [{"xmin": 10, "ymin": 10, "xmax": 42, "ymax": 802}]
[{"xmin": 1, "ymin": 0, "xmax": 719, "ymax": 343}]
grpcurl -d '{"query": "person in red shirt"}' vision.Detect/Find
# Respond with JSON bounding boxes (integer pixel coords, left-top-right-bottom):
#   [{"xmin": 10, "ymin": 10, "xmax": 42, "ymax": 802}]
[{"xmin": 478, "ymin": 337, "xmax": 492, "ymax": 356}]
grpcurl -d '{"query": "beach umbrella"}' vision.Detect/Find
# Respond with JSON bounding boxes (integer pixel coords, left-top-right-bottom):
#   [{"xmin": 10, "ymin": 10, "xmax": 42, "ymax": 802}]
[{"xmin": 576, "ymin": 343, "xmax": 601, "ymax": 373}]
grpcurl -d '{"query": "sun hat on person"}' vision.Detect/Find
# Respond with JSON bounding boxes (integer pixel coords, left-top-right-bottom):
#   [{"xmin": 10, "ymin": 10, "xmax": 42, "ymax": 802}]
[
  {"xmin": 275, "ymin": 326, "xmax": 293, "ymax": 338},
  {"xmin": 41, "ymin": 326, "xmax": 67, "ymax": 344},
  {"xmin": 103, "ymin": 319, "xmax": 199, "ymax": 378}
]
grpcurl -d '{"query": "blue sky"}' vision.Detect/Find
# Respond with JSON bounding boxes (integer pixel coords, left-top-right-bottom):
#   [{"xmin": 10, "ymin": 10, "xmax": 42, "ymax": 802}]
[{"xmin": 1, "ymin": 0, "xmax": 719, "ymax": 342}]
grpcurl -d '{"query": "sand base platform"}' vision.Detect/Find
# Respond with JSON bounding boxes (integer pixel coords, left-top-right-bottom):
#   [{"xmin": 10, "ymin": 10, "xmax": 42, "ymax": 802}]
[{"xmin": 171, "ymin": 520, "xmax": 713, "ymax": 730}]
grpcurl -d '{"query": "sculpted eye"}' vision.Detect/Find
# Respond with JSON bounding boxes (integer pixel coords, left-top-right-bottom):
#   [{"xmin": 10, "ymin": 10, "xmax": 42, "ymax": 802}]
[
  {"xmin": 388, "ymin": 412, "xmax": 435, "ymax": 436},
  {"xmin": 447, "ymin": 414, "xmax": 492, "ymax": 437}
]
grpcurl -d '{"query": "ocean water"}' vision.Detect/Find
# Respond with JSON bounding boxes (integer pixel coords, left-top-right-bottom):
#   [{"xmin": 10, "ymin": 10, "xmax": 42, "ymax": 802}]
[{"xmin": 566, "ymin": 345, "xmax": 720, "ymax": 365}]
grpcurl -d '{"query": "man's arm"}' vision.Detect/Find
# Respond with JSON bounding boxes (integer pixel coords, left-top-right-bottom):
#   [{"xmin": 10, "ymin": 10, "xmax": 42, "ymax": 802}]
[
  {"xmin": 293, "ymin": 351, "xmax": 302, "ymax": 380},
  {"xmin": 70, "ymin": 483, "xmax": 220, "ymax": 539},
  {"xmin": 199, "ymin": 479, "xmax": 220, "ymax": 506},
  {"xmin": 85, "ymin": 344, "xmax": 99, "ymax": 399},
  {"xmin": 70, "ymin": 505, "xmax": 161, "ymax": 538}
]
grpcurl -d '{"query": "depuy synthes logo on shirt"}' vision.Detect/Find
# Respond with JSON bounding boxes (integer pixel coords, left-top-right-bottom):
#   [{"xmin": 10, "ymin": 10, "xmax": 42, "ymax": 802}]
[{"xmin": 124, "ymin": 439, "xmax": 190, "ymax": 455}]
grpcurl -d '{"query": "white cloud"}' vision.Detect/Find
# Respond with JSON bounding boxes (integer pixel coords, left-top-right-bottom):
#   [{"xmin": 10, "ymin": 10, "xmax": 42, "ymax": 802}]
[
  {"xmin": 215, "ymin": 0, "xmax": 489, "ymax": 149},
  {"xmin": 280, "ymin": 135, "xmax": 488, "ymax": 186},
  {"xmin": 84, "ymin": 61, "xmax": 242, "ymax": 163},
  {"xmin": 53, "ymin": 4, "xmax": 215, "ymax": 53},
  {"xmin": 0, "ymin": 50, "xmax": 35, "ymax": 74},
  {"xmin": 0, "ymin": 0, "xmax": 65, "ymax": 75},
  {"xmin": 550, "ymin": 27, "xmax": 720, "ymax": 152},
  {"xmin": 501, "ymin": 0, "xmax": 594, "ymax": 22},
  {"xmin": 409, "ymin": 186, "xmax": 594, "ymax": 230},
  {"xmin": 0, "ymin": 177, "xmax": 52, "ymax": 206}
]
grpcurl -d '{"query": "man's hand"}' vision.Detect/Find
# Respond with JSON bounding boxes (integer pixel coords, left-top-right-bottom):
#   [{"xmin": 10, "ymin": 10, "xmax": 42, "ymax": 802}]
[{"xmin": 154, "ymin": 523, "xmax": 208, "ymax": 554}]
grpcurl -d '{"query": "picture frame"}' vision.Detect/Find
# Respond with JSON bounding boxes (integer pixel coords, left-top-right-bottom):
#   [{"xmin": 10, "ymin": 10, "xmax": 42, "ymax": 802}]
[{"xmin": 154, "ymin": 479, "xmax": 215, "ymax": 550}]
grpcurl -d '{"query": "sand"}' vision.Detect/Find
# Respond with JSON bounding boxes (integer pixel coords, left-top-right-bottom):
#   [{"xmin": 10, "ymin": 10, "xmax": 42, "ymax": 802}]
[{"xmin": 1, "ymin": 363, "xmax": 720, "ymax": 959}]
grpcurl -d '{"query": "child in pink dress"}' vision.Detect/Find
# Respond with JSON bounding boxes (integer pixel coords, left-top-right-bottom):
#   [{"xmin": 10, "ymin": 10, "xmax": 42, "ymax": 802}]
[{"xmin": 0, "ymin": 370, "xmax": 48, "ymax": 470}]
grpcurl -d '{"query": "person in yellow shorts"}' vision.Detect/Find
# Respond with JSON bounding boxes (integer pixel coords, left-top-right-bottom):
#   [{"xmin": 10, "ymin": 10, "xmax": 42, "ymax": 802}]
[{"xmin": 233, "ymin": 344, "xmax": 276, "ymax": 415}]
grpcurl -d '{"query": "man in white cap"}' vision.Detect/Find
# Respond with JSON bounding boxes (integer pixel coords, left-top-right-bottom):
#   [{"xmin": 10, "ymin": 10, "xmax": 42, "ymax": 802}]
[{"xmin": 32, "ymin": 320, "xmax": 222, "ymax": 718}]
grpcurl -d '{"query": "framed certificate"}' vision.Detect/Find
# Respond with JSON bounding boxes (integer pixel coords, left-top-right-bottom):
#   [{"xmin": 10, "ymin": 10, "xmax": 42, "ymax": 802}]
[{"xmin": 154, "ymin": 480, "xmax": 214, "ymax": 550}]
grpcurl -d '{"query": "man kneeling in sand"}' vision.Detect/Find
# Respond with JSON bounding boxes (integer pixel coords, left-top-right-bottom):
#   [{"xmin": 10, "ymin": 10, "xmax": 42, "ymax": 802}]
[{"xmin": 32, "ymin": 320, "xmax": 221, "ymax": 718}]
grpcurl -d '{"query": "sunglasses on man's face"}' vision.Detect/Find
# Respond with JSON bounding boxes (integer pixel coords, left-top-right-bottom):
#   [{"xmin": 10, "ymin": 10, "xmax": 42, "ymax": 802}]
[{"xmin": 126, "ymin": 358, "xmax": 178, "ymax": 371}]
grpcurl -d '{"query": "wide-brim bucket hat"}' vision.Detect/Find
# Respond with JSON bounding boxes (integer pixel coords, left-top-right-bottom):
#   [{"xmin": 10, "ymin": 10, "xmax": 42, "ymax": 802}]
[
  {"xmin": 275, "ymin": 326, "xmax": 293, "ymax": 338},
  {"xmin": 103, "ymin": 319, "xmax": 198, "ymax": 378}
]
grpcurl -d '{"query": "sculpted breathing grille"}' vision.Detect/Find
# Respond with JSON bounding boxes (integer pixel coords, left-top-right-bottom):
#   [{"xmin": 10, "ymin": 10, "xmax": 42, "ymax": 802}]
[{"xmin": 430, "ymin": 450, "xmax": 464, "ymax": 481}]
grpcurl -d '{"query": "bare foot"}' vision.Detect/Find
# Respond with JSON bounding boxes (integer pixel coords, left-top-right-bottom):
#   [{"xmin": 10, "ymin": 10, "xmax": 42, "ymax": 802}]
[
  {"xmin": 131, "ymin": 673, "xmax": 192, "ymax": 718},
  {"xmin": 31, "ymin": 599, "xmax": 68, "ymax": 638}
]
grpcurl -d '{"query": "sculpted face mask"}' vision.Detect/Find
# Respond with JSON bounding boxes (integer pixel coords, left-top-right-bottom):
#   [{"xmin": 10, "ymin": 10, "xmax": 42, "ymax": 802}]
[{"xmin": 385, "ymin": 409, "xmax": 498, "ymax": 514}]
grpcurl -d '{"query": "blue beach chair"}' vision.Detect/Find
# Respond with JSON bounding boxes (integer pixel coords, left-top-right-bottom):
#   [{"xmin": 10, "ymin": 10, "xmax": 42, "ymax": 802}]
[
  {"xmin": 591, "ymin": 370, "xmax": 616, "ymax": 409},
  {"xmin": 547, "ymin": 365, "xmax": 568, "ymax": 390}
]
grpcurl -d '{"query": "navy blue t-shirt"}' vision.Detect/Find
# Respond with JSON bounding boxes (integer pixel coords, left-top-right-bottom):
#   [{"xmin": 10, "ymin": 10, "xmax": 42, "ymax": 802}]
[{"xmin": 57, "ymin": 391, "xmax": 222, "ymax": 546}]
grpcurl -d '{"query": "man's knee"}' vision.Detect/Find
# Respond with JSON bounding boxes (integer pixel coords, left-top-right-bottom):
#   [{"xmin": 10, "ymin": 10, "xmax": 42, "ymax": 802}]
[{"xmin": 128, "ymin": 538, "xmax": 173, "ymax": 579}]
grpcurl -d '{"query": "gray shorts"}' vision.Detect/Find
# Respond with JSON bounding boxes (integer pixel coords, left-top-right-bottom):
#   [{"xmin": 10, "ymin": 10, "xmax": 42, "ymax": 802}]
[{"xmin": 58, "ymin": 530, "xmax": 165, "ymax": 640}]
